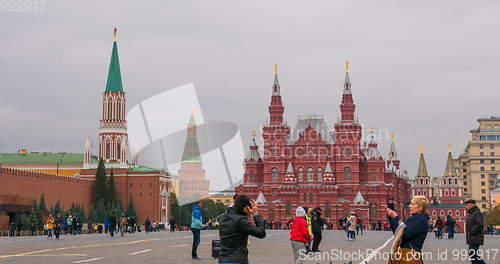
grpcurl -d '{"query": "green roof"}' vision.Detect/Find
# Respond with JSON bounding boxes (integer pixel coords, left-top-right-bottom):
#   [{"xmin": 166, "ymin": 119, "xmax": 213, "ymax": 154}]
[
  {"xmin": 105, "ymin": 41, "xmax": 123, "ymax": 92},
  {"xmin": 0, "ymin": 153, "xmax": 84, "ymax": 164},
  {"xmin": 128, "ymin": 166, "xmax": 165, "ymax": 173}
]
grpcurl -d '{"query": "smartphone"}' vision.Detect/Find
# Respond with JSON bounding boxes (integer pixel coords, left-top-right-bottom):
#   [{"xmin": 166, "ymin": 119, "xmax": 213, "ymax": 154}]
[{"xmin": 387, "ymin": 202, "xmax": 395, "ymax": 211}]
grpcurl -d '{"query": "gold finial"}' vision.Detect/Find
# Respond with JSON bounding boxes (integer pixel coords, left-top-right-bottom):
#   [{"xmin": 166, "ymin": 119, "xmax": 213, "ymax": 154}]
[
  {"xmin": 274, "ymin": 63, "xmax": 278, "ymax": 74},
  {"xmin": 251, "ymin": 130, "xmax": 257, "ymax": 137},
  {"xmin": 391, "ymin": 133, "xmax": 395, "ymax": 143},
  {"xmin": 113, "ymin": 27, "xmax": 118, "ymax": 41},
  {"xmin": 346, "ymin": 61, "xmax": 349, "ymax": 73},
  {"xmin": 448, "ymin": 144, "xmax": 452, "ymax": 152},
  {"xmin": 419, "ymin": 145, "xmax": 425, "ymax": 152}
]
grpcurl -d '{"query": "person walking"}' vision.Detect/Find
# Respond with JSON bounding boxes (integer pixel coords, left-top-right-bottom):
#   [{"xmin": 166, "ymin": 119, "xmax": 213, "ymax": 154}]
[
  {"xmin": 54, "ymin": 213, "xmax": 63, "ymax": 239},
  {"xmin": 190, "ymin": 201, "xmax": 203, "ymax": 260},
  {"xmin": 347, "ymin": 211, "xmax": 357, "ymax": 241},
  {"xmin": 435, "ymin": 216, "xmax": 444, "ymax": 239},
  {"xmin": 311, "ymin": 207, "xmax": 323, "ymax": 252},
  {"xmin": 71, "ymin": 215, "xmax": 78, "ymax": 235},
  {"xmin": 218, "ymin": 195, "xmax": 266, "ymax": 264},
  {"xmin": 290, "ymin": 207, "xmax": 311, "ymax": 264},
  {"xmin": 120, "ymin": 213, "xmax": 127, "ymax": 237},
  {"xmin": 109, "ymin": 212, "xmax": 117, "ymax": 237},
  {"xmin": 303, "ymin": 207, "xmax": 313, "ymax": 252},
  {"xmin": 169, "ymin": 217, "xmax": 176, "ymax": 232},
  {"xmin": 145, "ymin": 217, "xmax": 151, "ymax": 233},
  {"xmin": 387, "ymin": 195, "xmax": 430, "ymax": 263},
  {"xmin": 465, "ymin": 199, "xmax": 486, "ymax": 264},
  {"xmin": 8, "ymin": 221, "xmax": 16, "ymax": 237},
  {"xmin": 445, "ymin": 214, "xmax": 456, "ymax": 239},
  {"xmin": 46, "ymin": 214, "xmax": 55, "ymax": 239}
]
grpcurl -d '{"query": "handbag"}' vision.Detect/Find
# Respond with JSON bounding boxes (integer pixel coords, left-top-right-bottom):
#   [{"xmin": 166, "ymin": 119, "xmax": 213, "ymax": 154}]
[{"xmin": 388, "ymin": 222, "xmax": 424, "ymax": 264}]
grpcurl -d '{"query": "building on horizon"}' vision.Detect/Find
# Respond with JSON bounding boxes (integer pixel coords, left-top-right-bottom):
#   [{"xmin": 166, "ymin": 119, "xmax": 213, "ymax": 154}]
[
  {"xmin": 236, "ymin": 63, "xmax": 411, "ymax": 226},
  {"xmin": 0, "ymin": 151, "xmax": 84, "ymax": 176},
  {"xmin": 458, "ymin": 116, "xmax": 500, "ymax": 211},
  {"xmin": 411, "ymin": 147, "xmax": 466, "ymax": 230},
  {"xmin": 78, "ymin": 29, "xmax": 174, "ymax": 224},
  {"xmin": 177, "ymin": 113, "xmax": 210, "ymax": 202}
]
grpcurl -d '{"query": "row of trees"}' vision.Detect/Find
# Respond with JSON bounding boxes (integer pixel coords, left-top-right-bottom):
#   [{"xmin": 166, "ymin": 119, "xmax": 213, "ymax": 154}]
[
  {"xmin": 16, "ymin": 159, "xmax": 137, "ymax": 231},
  {"xmin": 90, "ymin": 159, "xmax": 136, "ymax": 222},
  {"xmin": 18, "ymin": 195, "xmax": 86, "ymax": 231},
  {"xmin": 169, "ymin": 193, "xmax": 227, "ymax": 226}
]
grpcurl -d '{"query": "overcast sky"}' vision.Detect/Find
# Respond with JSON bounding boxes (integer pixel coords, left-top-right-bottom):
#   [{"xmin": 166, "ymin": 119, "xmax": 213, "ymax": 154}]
[{"xmin": 1, "ymin": 0, "xmax": 499, "ymax": 178}]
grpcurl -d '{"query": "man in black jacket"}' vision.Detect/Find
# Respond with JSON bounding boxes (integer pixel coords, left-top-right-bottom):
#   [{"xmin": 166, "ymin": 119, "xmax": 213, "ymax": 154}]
[
  {"xmin": 218, "ymin": 195, "xmax": 266, "ymax": 264},
  {"xmin": 465, "ymin": 199, "xmax": 485, "ymax": 264},
  {"xmin": 311, "ymin": 207, "xmax": 323, "ymax": 252}
]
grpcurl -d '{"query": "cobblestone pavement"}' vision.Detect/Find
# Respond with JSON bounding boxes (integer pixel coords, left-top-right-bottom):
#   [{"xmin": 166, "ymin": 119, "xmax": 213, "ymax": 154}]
[{"xmin": 0, "ymin": 231, "xmax": 498, "ymax": 264}]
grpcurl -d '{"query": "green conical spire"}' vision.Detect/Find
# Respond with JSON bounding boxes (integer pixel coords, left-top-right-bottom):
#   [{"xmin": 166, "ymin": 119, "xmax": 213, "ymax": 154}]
[
  {"xmin": 105, "ymin": 28, "xmax": 123, "ymax": 93},
  {"xmin": 182, "ymin": 113, "xmax": 201, "ymax": 162}
]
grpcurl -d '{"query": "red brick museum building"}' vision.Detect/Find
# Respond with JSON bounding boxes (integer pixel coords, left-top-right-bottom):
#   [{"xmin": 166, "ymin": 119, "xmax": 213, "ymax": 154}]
[{"xmin": 236, "ymin": 64, "xmax": 412, "ymax": 226}]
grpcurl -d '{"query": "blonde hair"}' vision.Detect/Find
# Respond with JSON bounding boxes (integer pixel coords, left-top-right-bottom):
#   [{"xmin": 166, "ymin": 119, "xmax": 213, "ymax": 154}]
[{"xmin": 412, "ymin": 195, "xmax": 430, "ymax": 213}]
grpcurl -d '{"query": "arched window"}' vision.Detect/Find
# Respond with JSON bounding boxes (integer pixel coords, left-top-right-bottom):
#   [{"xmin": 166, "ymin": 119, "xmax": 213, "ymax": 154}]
[
  {"xmin": 455, "ymin": 210, "xmax": 460, "ymax": 216},
  {"xmin": 317, "ymin": 168, "xmax": 323, "ymax": 182},
  {"xmin": 432, "ymin": 211, "xmax": 437, "ymax": 216},
  {"xmin": 325, "ymin": 203, "xmax": 331, "ymax": 218},
  {"xmin": 117, "ymin": 97, "xmax": 121, "ymax": 119},
  {"xmin": 448, "ymin": 179, "xmax": 452, "ymax": 185},
  {"xmin": 445, "ymin": 190, "xmax": 449, "ymax": 196},
  {"xmin": 343, "ymin": 167, "xmax": 352, "ymax": 181},
  {"xmin": 285, "ymin": 203, "xmax": 292, "ymax": 218},
  {"xmin": 451, "ymin": 190, "xmax": 456, "ymax": 196},
  {"xmin": 105, "ymin": 142, "xmax": 110, "ymax": 159},
  {"xmin": 117, "ymin": 143, "xmax": 121, "ymax": 160},
  {"xmin": 307, "ymin": 168, "xmax": 313, "ymax": 182},
  {"xmin": 298, "ymin": 168, "xmax": 304, "ymax": 182},
  {"xmin": 309, "ymin": 193, "xmax": 314, "ymax": 202},
  {"xmin": 440, "ymin": 210, "xmax": 444, "ymax": 216},
  {"xmin": 303, "ymin": 193, "xmax": 307, "ymax": 202},
  {"xmin": 454, "ymin": 179, "xmax": 458, "ymax": 185},
  {"xmin": 369, "ymin": 206, "xmax": 377, "ymax": 218},
  {"xmin": 271, "ymin": 168, "xmax": 279, "ymax": 183}
]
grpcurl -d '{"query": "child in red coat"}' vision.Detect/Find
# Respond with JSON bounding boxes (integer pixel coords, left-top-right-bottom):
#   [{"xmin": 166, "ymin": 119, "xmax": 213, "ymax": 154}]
[{"xmin": 290, "ymin": 207, "xmax": 311, "ymax": 263}]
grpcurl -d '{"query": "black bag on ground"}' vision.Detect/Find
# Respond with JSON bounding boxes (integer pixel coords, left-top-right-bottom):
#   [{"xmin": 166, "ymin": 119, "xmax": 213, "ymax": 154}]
[{"xmin": 211, "ymin": 239, "xmax": 221, "ymax": 258}]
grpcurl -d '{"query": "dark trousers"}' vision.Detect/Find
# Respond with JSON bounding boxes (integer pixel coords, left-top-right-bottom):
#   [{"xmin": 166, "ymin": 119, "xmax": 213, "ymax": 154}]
[
  {"xmin": 170, "ymin": 225, "xmax": 175, "ymax": 232},
  {"xmin": 468, "ymin": 244, "xmax": 486, "ymax": 264},
  {"xmin": 348, "ymin": 230, "xmax": 356, "ymax": 240},
  {"xmin": 109, "ymin": 226, "xmax": 115, "ymax": 237},
  {"xmin": 312, "ymin": 232, "xmax": 322, "ymax": 251},
  {"xmin": 447, "ymin": 227, "xmax": 455, "ymax": 239},
  {"xmin": 54, "ymin": 227, "xmax": 61, "ymax": 239},
  {"xmin": 191, "ymin": 228, "xmax": 201, "ymax": 258}
]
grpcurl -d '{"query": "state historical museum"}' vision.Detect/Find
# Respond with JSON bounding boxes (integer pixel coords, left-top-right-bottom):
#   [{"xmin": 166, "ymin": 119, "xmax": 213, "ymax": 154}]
[{"xmin": 236, "ymin": 63, "xmax": 411, "ymax": 226}]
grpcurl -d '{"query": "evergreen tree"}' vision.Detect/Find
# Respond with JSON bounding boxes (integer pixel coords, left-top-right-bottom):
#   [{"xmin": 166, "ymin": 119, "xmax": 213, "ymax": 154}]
[
  {"xmin": 106, "ymin": 169, "xmax": 118, "ymax": 206},
  {"xmin": 170, "ymin": 193, "xmax": 180, "ymax": 220},
  {"xmin": 39, "ymin": 194, "xmax": 47, "ymax": 212},
  {"xmin": 126, "ymin": 197, "xmax": 137, "ymax": 218},
  {"xmin": 93, "ymin": 159, "xmax": 107, "ymax": 204},
  {"xmin": 53, "ymin": 200, "xmax": 62, "ymax": 215}
]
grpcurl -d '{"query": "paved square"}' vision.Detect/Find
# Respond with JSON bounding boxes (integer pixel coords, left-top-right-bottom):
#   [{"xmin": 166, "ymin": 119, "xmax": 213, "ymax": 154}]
[{"xmin": 0, "ymin": 231, "xmax": 498, "ymax": 264}]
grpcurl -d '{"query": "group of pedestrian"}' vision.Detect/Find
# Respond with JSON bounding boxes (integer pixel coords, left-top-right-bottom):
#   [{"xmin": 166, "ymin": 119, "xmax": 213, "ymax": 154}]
[{"xmin": 430, "ymin": 214, "xmax": 460, "ymax": 239}]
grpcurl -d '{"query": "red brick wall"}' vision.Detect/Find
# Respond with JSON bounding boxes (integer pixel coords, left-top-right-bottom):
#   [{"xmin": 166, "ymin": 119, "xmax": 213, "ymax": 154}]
[{"xmin": 0, "ymin": 167, "xmax": 93, "ymax": 215}]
